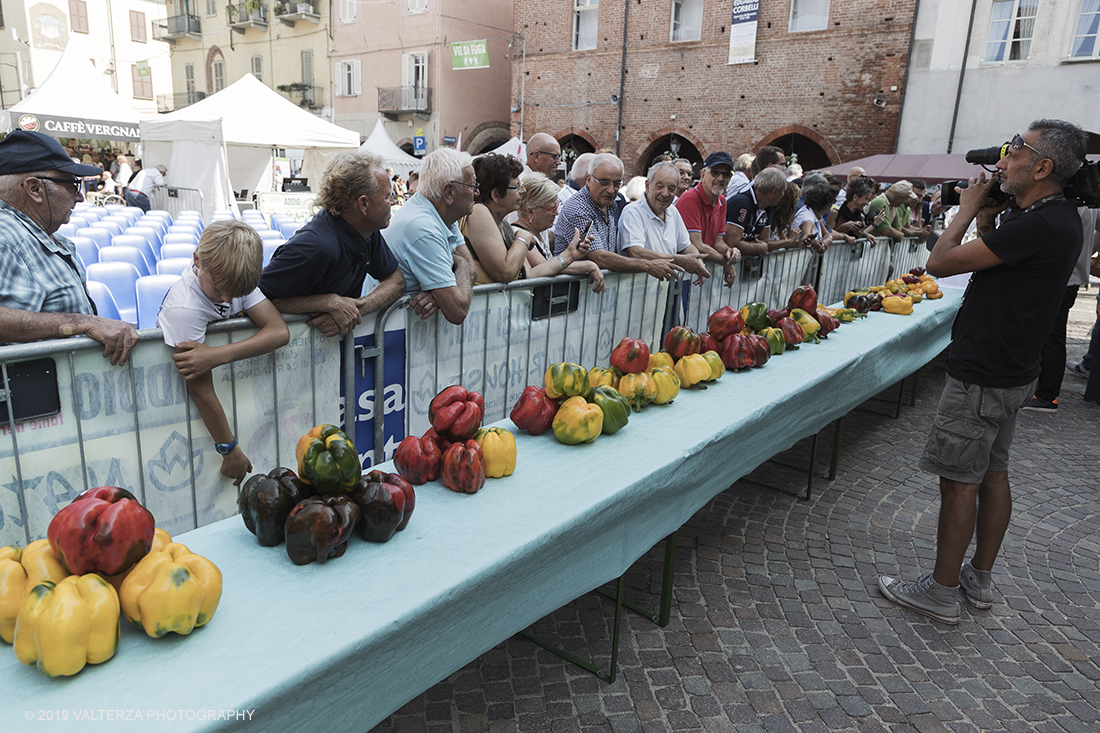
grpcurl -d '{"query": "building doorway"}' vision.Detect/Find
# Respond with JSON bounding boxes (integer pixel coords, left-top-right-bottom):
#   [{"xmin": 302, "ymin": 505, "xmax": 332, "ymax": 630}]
[
  {"xmin": 637, "ymin": 133, "xmax": 702, "ymax": 176},
  {"xmin": 765, "ymin": 133, "xmax": 831, "ymax": 172}
]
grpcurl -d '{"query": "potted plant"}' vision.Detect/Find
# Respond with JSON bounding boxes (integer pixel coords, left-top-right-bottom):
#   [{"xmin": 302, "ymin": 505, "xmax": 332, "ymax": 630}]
[
  {"xmin": 225, "ymin": 3, "xmax": 238, "ymax": 21},
  {"xmin": 273, "ymin": 1, "xmax": 287, "ymax": 14},
  {"xmin": 297, "ymin": 1, "xmax": 312, "ymax": 13},
  {"xmin": 245, "ymin": 0, "xmax": 263, "ymax": 19}
]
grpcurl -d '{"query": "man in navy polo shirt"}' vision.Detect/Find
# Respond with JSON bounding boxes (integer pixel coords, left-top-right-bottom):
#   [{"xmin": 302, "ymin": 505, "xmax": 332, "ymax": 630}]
[
  {"xmin": 260, "ymin": 151, "xmax": 405, "ymax": 337},
  {"xmin": 725, "ymin": 167, "xmax": 786, "ymax": 257}
]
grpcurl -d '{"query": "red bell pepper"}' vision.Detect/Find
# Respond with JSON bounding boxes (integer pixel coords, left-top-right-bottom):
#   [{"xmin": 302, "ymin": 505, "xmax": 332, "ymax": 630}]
[
  {"xmin": 775, "ymin": 317, "xmax": 804, "ymax": 349},
  {"xmin": 787, "ymin": 285, "xmax": 818, "ymax": 317},
  {"xmin": 284, "ymin": 495, "xmax": 360, "ymax": 565},
  {"xmin": 48, "ymin": 486, "xmax": 156, "ymax": 577},
  {"xmin": 394, "ymin": 434, "xmax": 443, "ymax": 485},
  {"xmin": 747, "ymin": 334, "xmax": 771, "ymax": 367},
  {"xmin": 699, "ymin": 332, "xmax": 720, "ymax": 354},
  {"xmin": 428, "ymin": 385, "xmax": 485, "ymax": 442},
  {"xmin": 720, "ymin": 334, "xmax": 756, "ymax": 370},
  {"xmin": 510, "ymin": 385, "xmax": 558, "ymax": 435},
  {"xmin": 707, "ymin": 306, "xmax": 745, "ymax": 343},
  {"xmin": 422, "ymin": 427, "xmax": 453, "ymax": 456},
  {"xmin": 663, "ymin": 326, "xmax": 702, "ymax": 360},
  {"xmin": 350, "ymin": 473, "xmax": 408, "ymax": 543},
  {"xmin": 609, "ymin": 337, "xmax": 650, "ymax": 374},
  {"xmin": 363, "ymin": 469, "xmax": 415, "ymax": 530},
  {"xmin": 815, "ymin": 308, "xmax": 840, "ymax": 338},
  {"xmin": 441, "ymin": 440, "xmax": 486, "ymax": 495}
]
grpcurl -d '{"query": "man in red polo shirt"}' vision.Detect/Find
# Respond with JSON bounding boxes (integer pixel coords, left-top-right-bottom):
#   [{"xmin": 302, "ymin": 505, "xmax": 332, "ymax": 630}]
[{"xmin": 675, "ymin": 151, "xmax": 741, "ymax": 286}]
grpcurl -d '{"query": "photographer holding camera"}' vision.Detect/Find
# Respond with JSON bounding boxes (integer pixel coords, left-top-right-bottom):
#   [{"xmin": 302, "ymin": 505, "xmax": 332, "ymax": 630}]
[{"xmin": 878, "ymin": 119, "xmax": 1087, "ymax": 625}]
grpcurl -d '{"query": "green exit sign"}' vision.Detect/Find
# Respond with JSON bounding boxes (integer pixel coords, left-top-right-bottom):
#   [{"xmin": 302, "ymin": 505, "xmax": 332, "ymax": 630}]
[{"xmin": 452, "ymin": 40, "xmax": 488, "ymax": 70}]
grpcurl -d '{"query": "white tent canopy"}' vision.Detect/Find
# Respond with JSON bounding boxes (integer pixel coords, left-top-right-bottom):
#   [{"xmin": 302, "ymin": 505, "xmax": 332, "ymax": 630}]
[
  {"xmin": 2, "ymin": 37, "xmax": 147, "ymax": 143},
  {"xmin": 483, "ymin": 137, "xmax": 527, "ymax": 164},
  {"xmin": 141, "ymin": 74, "xmax": 359, "ymax": 217},
  {"xmin": 357, "ymin": 119, "xmax": 422, "ymax": 178}
]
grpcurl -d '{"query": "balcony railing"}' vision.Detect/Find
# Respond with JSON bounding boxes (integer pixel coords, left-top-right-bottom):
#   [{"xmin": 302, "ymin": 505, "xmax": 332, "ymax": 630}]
[
  {"xmin": 274, "ymin": 1, "xmax": 321, "ymax": 25},
  {"xmin": 378, "ymin": 86, "xmax": 432, "ymax": 115},
  {"xmin": 152, "ymin": 14, "xmax": 201, "ymax": 42},
  {"xmin": 156, "ymin": 91, "xmax": 207, "ymax": 113},
  {"xmin": 229, "ymin": 3, "xmax": 269, "ymax": 31}
]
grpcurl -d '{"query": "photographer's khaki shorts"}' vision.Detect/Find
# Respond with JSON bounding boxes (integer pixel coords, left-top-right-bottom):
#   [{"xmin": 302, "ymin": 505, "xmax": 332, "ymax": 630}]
[{"xmin": 918, "ymin": 375, "xmax": 1036, "ymax": 485}]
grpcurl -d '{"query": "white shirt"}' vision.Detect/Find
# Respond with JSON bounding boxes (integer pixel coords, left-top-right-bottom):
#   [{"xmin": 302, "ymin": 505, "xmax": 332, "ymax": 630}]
[
  {"xmin": 129, "ymin": 168, "xmax": 165, "ymax": 197},
  {"xmin": 726, "ymin": 171, "xmax": 751, "ymax": 199},
  {"xmin": 157, "ymin": 267, "xmax": 266, "ymax": 346},
  {"xmin": 793, "ymin": 205, "xmax": 822, "ymax": 239},
  {"xmin": 617, "ymin": 196, "xmax": 691, "ymax": 256}
]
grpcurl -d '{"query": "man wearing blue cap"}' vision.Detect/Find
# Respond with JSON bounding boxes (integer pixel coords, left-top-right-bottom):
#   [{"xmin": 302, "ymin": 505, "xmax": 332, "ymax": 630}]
[
  {"xmin": 0, "ymin": 130, "xmax": 138, "ymax": 364},
  {"xmin": 675, "ymin": 151, "xmax": 742, "ymax": 286}
]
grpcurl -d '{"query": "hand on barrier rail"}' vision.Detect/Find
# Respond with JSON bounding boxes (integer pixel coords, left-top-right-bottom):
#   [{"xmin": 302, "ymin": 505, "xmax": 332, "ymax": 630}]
[
  {"xmin": 409, "ymin": 291, "xmax": 439, "ymax": 320},
  {"xmin": 85, "ymin": 316, "xmax": 139, "ymax": 366},
  {"xmin": 677, "ymin": 252, "xmax": 710, "ymax": 286},
  {"xmin": 644, "ymin": 258, "xmax": 684, "ymax": 282},
  {"xmin": 305, "ymin": 295, "xmax": 363, "ymax": 337}
]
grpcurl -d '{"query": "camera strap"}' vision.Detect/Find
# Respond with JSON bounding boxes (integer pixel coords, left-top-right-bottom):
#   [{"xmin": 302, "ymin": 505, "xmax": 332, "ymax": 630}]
[{"xmin": 1021, "ymin": 193, "xmax": 1065, "ymax": 214}]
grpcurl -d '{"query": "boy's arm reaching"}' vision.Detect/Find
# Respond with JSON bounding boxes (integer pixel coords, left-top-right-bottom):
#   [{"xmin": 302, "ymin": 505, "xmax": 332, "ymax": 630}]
[
  {"xmin": 172, "ymin": 300, "xmax": 290, "ymax": 379},
  {"xmin": 184, "ymin": 369, "xmax": 252, "ymax": 485}
]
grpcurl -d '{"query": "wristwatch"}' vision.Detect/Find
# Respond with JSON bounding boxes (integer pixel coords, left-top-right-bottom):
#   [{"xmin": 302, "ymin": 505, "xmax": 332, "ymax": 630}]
[{"xmin": 215, "ymin": 437, "xmax": 238, "ymax": 455}]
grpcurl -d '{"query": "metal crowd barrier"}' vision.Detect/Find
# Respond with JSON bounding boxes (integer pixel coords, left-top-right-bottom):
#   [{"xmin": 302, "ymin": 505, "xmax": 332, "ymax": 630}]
[
  {"xmin": 0, "ymin": 238, "xmax": 930, "ymax": 543},
  {"xmin": 149, "ymin": 186, "xmax": 206, "ymax": 217},
  {"xmin": 0, "ymin": 316, "xmax": 340, "ymax": 547},
  {"xmin": 367, "ymin": 239, "xmax": 930, "ymax": 462}
]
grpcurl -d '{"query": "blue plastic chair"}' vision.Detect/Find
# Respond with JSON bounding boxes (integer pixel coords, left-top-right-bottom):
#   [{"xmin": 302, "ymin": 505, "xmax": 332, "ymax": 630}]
[
  {"xmin": 162, "ymin": 232, "xmax": 200, "ymax": 249},
  {"xmin": 71, "ymin": 236, "xmax": 99, "ymax": 267},
  {"xmin": 176, "ymin": 214, "xmax": 205, "ymax": 231},
  {"xmin": 160, "ymin": 243, "xmax": 197, "ymax": 261},
  {"xmin": 136, "ymin": 274, "xmax": 181, "ymax": 329},
  {"xmin": 85, "ymin": 280, "xmax": 121, "ymax": 320},
  {"xmin": 85, "ymin": 262, "xmax": 141, "ymax": 323},
  {"xmin": 103, "ymin": 204, "xmax": 126, "ymax": 214},
  {"xmin": 167, "ymin": 223, "xmax": 201, "ymax": 238},
  {"xmin": 262, "ymin": 241, "xmax": 283, "ymax": 267},
  {"xmin": 99, "ymin": 245, "xmax": 150, "ymax": 277},
  {"xmin": 146, "ymin": 209, "xmax": 173, "ymax": 224},
  {"xmin": 57, "ymin": 223, "xmax": 79, "ymax": 238},
  {"xmin": 109, "ymin": 235, "xmax": 157, "ymax": 269},
  {"xmin": 156, "ymin": 257, "xmax": 193, "ymax": 276},
  {"xmin": 68, "ymin": 215, "xmax": 90, "ymax": 230},
  {"xmin": 258, "ymin": 229, "xmax": 285, "ymax": 242},
  {"xmin": 136, "ymin": 216, "xmax": 168, "ymax": 236},
  {"xmin": 125, "ymin": 225, "xmax": 164, "ymax": 253},
  {"xmin": 78, "ymin": 227, "xmax": 113, "ymax": 252},
  {"xmin": 279, "ymin": 220, "xmax": 303, "ymax": 240},
  {"xmin": 79, "ymin": 207, "xmax": 105, "ymax": 223},
  {"xmin": 120, "ymin": 207, "xmax": 144, "ymax": 224},
  {"xmin": 95, "ymin": 220, "xmax": 124, "ymax": 237}
]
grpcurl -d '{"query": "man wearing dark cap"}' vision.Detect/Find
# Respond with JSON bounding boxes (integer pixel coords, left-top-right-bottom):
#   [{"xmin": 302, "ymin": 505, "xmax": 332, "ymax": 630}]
[
  {"xmin": 674, "ymin": 151, "xmax": 741, "ymax": 286},
  {"xmin": 0, "ymin": 130, "xmax": 138, "ymax": 364}
]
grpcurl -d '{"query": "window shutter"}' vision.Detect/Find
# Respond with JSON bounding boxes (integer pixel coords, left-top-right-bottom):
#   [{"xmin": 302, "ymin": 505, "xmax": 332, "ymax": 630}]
[{"xmin": 352, "ymin": 60, "xmax": 362, "ymax": 96}]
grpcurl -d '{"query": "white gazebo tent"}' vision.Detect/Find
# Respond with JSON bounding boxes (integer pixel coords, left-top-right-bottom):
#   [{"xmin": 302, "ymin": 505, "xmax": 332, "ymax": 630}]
[
  {"xmin": 2, "ymin": 37, "xmax": 147, "ymax": 145},
  {"xmin": 357, "ymin": 119, "xmax": 422, "ymax": 178},
  {"xmin": 140, "ymin": 74, "xmax": 359, "ymax": 218}
]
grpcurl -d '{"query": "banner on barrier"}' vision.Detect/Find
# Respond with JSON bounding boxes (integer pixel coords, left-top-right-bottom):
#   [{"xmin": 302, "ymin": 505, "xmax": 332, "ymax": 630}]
[{"xmin": 0, "ymin": 322, "xmax": 340, "ymax": 546}]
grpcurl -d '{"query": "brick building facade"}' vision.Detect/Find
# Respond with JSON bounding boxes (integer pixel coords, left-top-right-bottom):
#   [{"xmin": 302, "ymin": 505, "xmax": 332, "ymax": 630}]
[{"xmin": 512, "ymin": 1, "xmax": 917, "ymax": 176}]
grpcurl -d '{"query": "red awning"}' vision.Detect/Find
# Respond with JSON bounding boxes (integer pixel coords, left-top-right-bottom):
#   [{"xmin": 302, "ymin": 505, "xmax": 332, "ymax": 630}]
[{"xmin": 814, "ymin": 154, "xmax": 980, "ymax": 185}]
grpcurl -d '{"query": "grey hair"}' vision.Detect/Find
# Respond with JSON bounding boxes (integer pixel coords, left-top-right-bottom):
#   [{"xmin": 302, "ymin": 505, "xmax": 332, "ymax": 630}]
[
  {"xmin": 155, "ymin": 164, "xmax": 167, "ymax": 174},
  {"xmin": 647, "ymin": 160, "xmax": 680, "ymax": 183},
  {"xmin": 1028, "ymin": 119, "xmax": 1087, "ymax": 188},
  {"xmin": 419, "ymin": 148, "xmax": 474, "ymax": 201},
  {"xmin": 570, "ymin": 153, "xmax": 595, "ymax": 182},
  {"xmin": 624, "ymin": 176, "xmax": 647, "ymax": 201},
  {"xmin": 588, "ymin": 153, "xmax": 624, "ymax": 179},
  {"xmin": 752, "ymin": 167, "xmax": 786, "ymax": 193},
  {"xmin": 735, "ymin": 153, "xmax": 755, "ymax": 173},
  {"xmin": 519, "ymin": 171, "xmax": 559, "ymax": 211}
]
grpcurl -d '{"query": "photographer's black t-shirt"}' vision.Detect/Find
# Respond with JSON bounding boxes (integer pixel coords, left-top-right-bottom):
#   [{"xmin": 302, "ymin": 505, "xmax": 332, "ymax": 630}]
[{"xmin": 946, "ymin": 198, "xmax": 1082, "ymax": 388}]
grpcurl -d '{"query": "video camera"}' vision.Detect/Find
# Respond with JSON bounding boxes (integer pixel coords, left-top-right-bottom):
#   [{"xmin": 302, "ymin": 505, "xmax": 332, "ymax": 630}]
[{"xmin": 940, "ymin": 142, "xmax": 1100, "ymax": 208}]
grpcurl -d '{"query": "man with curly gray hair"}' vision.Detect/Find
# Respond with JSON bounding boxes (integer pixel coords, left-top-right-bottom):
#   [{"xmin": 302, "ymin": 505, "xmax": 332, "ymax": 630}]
[{"xmin": 259, "ymin": 150, "xmax": 405, "ymax": 336}]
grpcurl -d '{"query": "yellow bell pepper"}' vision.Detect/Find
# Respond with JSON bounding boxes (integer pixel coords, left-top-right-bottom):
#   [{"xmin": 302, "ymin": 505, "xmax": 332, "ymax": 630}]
[
  {"xmin": 544, "ymin": 363, "xmax": 590, "ymax": 400},
  {"xmin": 1, "ymin": 540, "xmax": 71, "ymax": 644},
  {"xmin": 13, "ymin": 574, "xmax": 120, "ymax": 677},
  {"xmin": 551, "ymin": 396, "xmax": 603, "ymax": 445},
  {"xmin": 881, "ymin": 294, "xmax": 914, "ymax": 315},
  {"xmin": 701, "ymin": 350, "xmax": 725, "ymax": 381},
  {"xmin": 119, "ymin": 542, "xmax": 222, "ymax": 638},
  {"xmin": 647, "ymin": 351, "xmax": 675, "ymax": 371},
  {"xmin": 675, "ymin": 354, "xmax": 712, "ymax": 389},
  {"xmin": 616, "ymin": 371, "xmax": 657, "ymax": 411},
  {"xmin": 926, "ymin": 288, "xmax": 943, "ymax": 300},
  {"xmin": 586, "ymin": 366, "xmax": 619, "ymax": 394},
  {"xmin": 475, "ymin": 427, "xmax": 517, "ymax": 478},
  {"xmin": 647, "ymin": 367, "xmax": 681, "ymax": 405}
]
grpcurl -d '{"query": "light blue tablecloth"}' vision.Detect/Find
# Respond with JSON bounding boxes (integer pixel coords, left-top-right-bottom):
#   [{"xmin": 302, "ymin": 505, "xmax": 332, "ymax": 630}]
[{"xmin": 0, "ymin": 289, "xmax": 962, "ymax": 732}]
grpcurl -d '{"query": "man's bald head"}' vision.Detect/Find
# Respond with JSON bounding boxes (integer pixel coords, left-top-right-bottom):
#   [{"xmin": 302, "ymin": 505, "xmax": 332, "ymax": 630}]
[
  {"xmin": 847, "ymin": 166, "xmax": 865, "ymax": 181},
  {"xmin": 526, "ymin": 133, "xmax": 562, "ymax": 176}
]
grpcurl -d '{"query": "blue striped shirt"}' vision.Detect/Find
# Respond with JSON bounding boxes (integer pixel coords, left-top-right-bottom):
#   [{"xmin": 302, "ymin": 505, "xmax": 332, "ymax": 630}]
[{"xmin": 0, "ymin": 200, "xmax": 95, "ymax": 316}]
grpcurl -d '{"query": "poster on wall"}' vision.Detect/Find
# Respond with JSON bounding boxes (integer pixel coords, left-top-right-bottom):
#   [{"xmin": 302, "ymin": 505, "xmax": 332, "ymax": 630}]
[{"xmin": 728, "ymin": 1, "xmax": 759, "ymax": 65}]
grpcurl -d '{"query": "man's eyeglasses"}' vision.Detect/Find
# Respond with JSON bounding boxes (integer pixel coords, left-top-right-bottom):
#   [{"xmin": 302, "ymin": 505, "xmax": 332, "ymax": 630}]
[
  {"xmin": 1010, "ymin": 134, "xmax": 1052, "ymax": 167},
  {"xmin": 450, "ymin": 179, "xmax": 480, "ymax": 192},
  {"xmin": 532, "ymin": 151, "xmax": 562, "ymax": 163},
  {"xmin": 705, "ymin": 169, "xmax": 733, "ymax": 181},
  {"xmin": 594, "ymin": 178, "xmax": 623, "ymax": 189},
  {"xmin": 36, "ymin": 176, "xmax": 82, "ymax": 192}
]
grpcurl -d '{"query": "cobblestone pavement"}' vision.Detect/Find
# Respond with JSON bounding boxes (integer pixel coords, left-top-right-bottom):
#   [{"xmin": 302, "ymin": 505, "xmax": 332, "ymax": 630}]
[{"xmin": 371, "ymin": 293, "xmax": 1100, "ymax": 733}]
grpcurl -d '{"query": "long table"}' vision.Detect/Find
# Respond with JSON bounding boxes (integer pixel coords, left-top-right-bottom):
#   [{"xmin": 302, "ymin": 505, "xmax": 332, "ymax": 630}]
[{"xmin": 0, "ymin": 289, "xmax": 962, "ymax": 732}]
